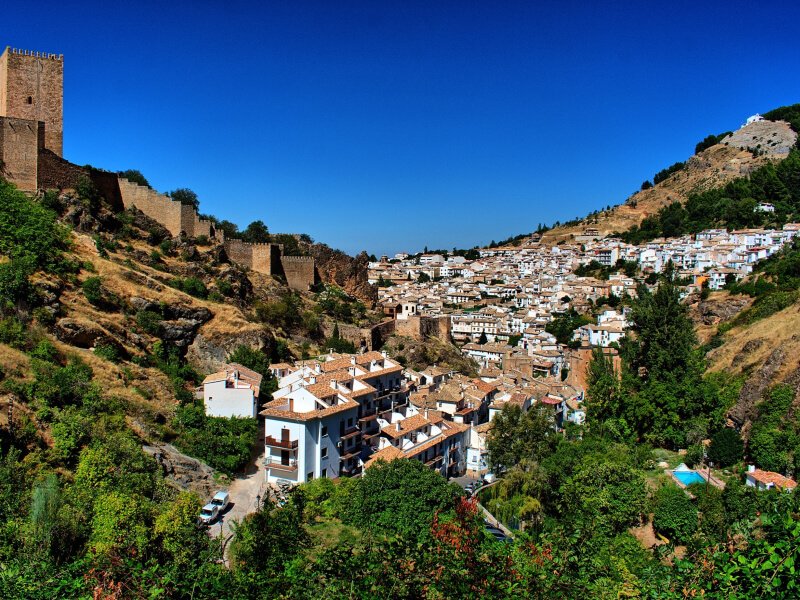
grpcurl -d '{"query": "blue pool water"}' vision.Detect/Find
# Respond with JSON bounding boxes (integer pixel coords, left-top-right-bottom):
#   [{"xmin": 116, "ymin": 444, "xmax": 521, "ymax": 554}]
[{"xmin": 673, "ymin": 470, "xmax": 705, "ymax": 486}]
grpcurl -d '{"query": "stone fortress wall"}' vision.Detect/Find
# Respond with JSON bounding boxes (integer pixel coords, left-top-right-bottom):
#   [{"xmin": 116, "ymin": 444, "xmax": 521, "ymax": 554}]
[
  {"xmin": 280, "ymin": 255, "xmax": 316, "ymax": 291},
  {"xmin": 0, "ymin": 45, "xmax": 317, "ymax": 291},
  {"xmin": 0, "ymin": 116, "xmax": 39, "ymax": 191},
  {"xmin": 117, "ymin": 177, "xmax": 316, "ymax": 289}
]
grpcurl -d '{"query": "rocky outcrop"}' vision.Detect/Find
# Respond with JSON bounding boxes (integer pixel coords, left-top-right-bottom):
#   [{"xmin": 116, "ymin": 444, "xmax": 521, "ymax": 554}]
[
  {"xmin": 142, "ymin": 442, "xmax": 218, "ymax": 498},
  {"xmin": 311, "ymin": 244, "xmax": 377, "ymax": 305},
  {"xmin": 186, "ymin": 328, "xmax": 274, "ymax": 374},
  {"xmin": 129, "ymin": 296, "xmax": 213, "ymax": 349},
  {"xmin": 728, "ymin": 339, "xmax": 798, "ymax": 433},
  {"xmin": 690, "ymin": 295, "xmax": 751, "ymax": 326}
]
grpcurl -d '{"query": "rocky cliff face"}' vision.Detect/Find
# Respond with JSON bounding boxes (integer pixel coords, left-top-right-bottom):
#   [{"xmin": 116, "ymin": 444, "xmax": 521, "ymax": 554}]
[{"xmin": 311, "ymin": 244, "xmax": 378, "ymax": 305}]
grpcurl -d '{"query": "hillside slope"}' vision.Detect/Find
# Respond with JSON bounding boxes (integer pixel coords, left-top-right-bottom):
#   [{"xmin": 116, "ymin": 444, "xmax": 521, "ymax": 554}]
[{"xmin": 540, "ymin": 118, "xmax": 797, "ymax": 243}]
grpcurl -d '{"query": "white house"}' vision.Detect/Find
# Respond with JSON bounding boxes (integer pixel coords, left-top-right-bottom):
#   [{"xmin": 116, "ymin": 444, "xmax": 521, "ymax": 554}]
[
  {"xmin": 745, "ymin": 465, "xmax": 797, "ymax": 492},
  {"xmin": 201, "ymin": 363, "xmax": 262, "ymax": 418}
]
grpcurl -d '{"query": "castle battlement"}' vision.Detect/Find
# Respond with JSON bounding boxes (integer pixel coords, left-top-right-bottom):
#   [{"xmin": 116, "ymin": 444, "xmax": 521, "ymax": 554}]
[
  {"xmin": 5, "ymin": 47, "xmax": 63, "ymax": 61},
  {"xmin": 281, "ymin": 255, "xmax": 315, "ymax": 262}
]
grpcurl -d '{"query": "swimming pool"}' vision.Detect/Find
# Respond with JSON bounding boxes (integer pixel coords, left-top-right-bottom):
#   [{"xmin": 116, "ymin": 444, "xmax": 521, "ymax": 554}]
[{"xmin": 673, "ymin": 470, "xmax": 705, "ymax": 486}]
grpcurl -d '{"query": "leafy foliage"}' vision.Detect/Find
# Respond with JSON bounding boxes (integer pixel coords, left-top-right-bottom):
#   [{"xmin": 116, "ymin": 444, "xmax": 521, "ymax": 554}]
[
  {"xmin": 545, "ymin": 309, "xmax": 592, "ymax": 345},
  {"xmin": 172, "ymin": 401, "xmax": 258, "ymax": 475},
  {"xmin": 652, "ymin": 484, "xmax": 697, "ymax": 543},
  {"xmin": 707, "ymin": 428, "xmax": 743, "ymax": 467}
]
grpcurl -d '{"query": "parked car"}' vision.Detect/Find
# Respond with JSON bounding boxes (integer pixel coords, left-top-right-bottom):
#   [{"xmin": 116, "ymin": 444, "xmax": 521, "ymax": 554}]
[
  {"xmin": 199, "ymin": 503, "xmax": 219, "ymax": 525},
  {"xmin": 211, "ymin": 490, "xmax": 230, "ymax": 512},
  {"xmin": 482, "ymin": 473, "xmax": 496, "ymax": 485}
]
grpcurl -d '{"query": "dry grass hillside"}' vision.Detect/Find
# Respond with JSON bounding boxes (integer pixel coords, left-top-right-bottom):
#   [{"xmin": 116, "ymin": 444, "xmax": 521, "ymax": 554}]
[{"xmin": 540, "ymin": 119, "xmax": 797, "ymax": 244}]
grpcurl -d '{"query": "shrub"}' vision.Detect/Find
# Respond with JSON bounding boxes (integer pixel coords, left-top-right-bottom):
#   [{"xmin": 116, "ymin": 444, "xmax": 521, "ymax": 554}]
[
  {"xmin": 171, "ymin": 277, "xmax": 208, "ymax": 299},
  {"xmin": 94, "ymin": 344, "xmax": 121, "ymax": 363},
  {"xmin": 29, "ymin": 339, "xmax": 59, "ymax": 363},
  {"xmin": 0, "ymin": 316, "xmax": 27, "ymax": 348},
  {"xmin": 653, "ymin": 485, "xmax": 697, "ymax": 544},
  {"xmin": 216, "ymin": 279, "xmax": 234, "ymax": 297},
  {"xmin": 81, "ymin": 277, "xmax": 104, "ymax": 307},
  {"xmin": 135, "ymin": 310, "xmax": 163, "ymax": 336},
  {"xmin": 158, "ymin": 240, "xmax": 174, "ymax": 256},
  {"xmin": 707, "ymin": 428, "xmax": 743, "ymax": 467}
]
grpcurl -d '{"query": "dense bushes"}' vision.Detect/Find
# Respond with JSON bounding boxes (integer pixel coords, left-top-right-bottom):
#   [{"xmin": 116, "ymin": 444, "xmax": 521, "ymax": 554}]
[
  {"xmin": 653, "ymin": 484, "xmax": 697, "ymax": 543},
  {"xmin": 172, "ymin": 402, "xmax": 258, "ymax": 475},
  {"xmin": 170, "ymin": 276, "xmax": 208, "ymax": 299},
  {"xmin": 707, "ymin": 428, "xmax": 743, "ymax": 467}
]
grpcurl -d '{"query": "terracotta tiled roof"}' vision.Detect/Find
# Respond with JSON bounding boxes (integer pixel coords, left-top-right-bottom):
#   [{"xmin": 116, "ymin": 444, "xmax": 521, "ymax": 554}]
[
  {"xmin": 381, "ymin": 413, "xmax": 431, "ymax": 439},
  {"xmin": 364, "ymin": 445, "xmax": 404, "ymax": 469},
  {"xmin": 749, "ymin": 469, "xmax": 798, "ymax": 490}
]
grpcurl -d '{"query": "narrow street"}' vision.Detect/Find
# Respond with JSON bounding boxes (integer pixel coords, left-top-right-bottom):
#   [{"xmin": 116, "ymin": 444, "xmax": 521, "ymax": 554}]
[{"xmin": 210, "ymin": 421, "xmax": 268, "ymax": 542}]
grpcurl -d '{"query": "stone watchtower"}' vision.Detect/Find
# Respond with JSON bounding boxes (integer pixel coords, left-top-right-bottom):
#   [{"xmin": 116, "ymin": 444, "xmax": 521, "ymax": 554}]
[{"xmin": 0, "ymin": 47, "xmax": 63, "ymax": 156}]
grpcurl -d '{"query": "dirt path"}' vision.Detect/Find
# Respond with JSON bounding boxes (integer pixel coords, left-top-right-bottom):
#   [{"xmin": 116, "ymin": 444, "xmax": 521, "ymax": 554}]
[{"xmin": 207, "ymin": 421, "xmax": 268, "ymax": 545}]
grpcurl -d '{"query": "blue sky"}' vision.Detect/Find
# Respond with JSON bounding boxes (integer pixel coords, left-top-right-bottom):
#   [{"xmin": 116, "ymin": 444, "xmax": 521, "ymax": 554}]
[{"xmin": 4, "ymin": 1, "xmax": 800, "ymax": 255}]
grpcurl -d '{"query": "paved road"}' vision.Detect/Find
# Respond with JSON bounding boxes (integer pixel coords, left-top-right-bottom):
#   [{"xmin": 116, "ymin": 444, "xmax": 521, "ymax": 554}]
[{"xmin": 210, "ymin": 422, "xmax": 268, "ymax": 540}]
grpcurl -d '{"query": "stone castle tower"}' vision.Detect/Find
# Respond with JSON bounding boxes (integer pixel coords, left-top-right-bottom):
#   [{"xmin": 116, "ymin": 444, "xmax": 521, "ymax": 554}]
[
  {"xmin": 0, "ymin": 47, "xmax": 64, "ymax": 155},
  {"xmin": 0, "ymin": 47, "xmax": 64, "ymax": 190}
]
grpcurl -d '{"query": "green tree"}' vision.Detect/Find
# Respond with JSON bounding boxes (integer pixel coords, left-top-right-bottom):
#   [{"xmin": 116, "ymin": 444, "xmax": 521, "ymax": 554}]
[
  {"xmin": 168, "ymin": 188, "xmax": 199, "ymax": 210},
  {"xmin": 477, "ymin": 330, "xmax": 488, "ymax": 344},
  {"xmin": 241, "ymin": 220, "xmax": 271, "ymax": 243},
  {"xmin": 487, "ymin": 404, "xmax": 556, "ymax": 472},
  {"xmin": 652, "ymin": 484, "xmax": 697, "ymax": 544},
  {"xmin": 586, "ymin": 346, "xmax": 620, "ymax": 424},
  {"xmin": 340, "ymin": 458, "xmax": 461, "ymax": 543},
  {"xmin": 154, "ymin": 492, "xmax": 206, "ymax": 563},
  {"xmin": 228, "ymin": 345, "xmax": 270, "ymax": 378},
  {"xmin": 229, "ymin": 496, "xmax": 308, "ymax": 579},
  {"xmin": 707, "ymin": 428, "xmax": 743, "ymax": 467},
  {"xmin": 89, "ymin": 491, "xmax": 151, "ymax": 559}
]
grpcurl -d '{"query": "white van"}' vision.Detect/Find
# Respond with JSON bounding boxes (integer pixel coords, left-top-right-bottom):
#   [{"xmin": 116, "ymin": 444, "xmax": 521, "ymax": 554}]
[
  {"xmin": 211, "ymin": 491, "xmax": 230, "ymax": 512},
  {"xmin": 199, "ymin": 503, "xmax": 219, "ymax": 524}
]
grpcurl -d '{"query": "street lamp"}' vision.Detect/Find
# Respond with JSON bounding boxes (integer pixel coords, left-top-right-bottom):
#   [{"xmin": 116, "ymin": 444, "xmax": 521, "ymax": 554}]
[{"xmin": 256, "ymin": 493, "xmax": 261, "ymax": 511}]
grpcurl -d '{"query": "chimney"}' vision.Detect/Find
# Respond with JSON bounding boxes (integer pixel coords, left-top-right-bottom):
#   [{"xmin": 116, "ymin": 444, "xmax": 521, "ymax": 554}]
[
  {"xmin": 315, "ymin": 362, "xmax": 321, "ymax": 374},
  {"xmin": 381, "ymin": 350, "xmax": 387, "ymax": 359},
  {"xmin": 747, "ymin": 464, "xmax": 756, "ymax": 473},
  {"xmin": 288, "ymin": 398, "xmax": 294, "ymax": 412},
  {"xmin": 350, "ymin": 356, "xmax": 356, "ymax": 365},
  {"xmin": 397, "ymin": 419, "xmax": 402, "ymax": 431},
  {"xmin": 424, "ymin": 408, "xmax": 429, "ymax": 419},
  {"xmin": 309, "ymin": 376, "xmax": 317, "ymax": 385},
  {"xmin": 331, "ymin": 379, "xmax": 338, "ymax": 390}
]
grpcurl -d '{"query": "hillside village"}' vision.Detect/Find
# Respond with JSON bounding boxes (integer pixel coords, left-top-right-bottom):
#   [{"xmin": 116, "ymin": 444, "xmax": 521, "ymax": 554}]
[{"xmin": 3, "ymin": 39, "xmax": 800, "ymax": 598}]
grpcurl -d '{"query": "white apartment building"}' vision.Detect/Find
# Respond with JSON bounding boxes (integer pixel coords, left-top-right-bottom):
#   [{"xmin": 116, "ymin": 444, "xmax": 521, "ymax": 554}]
[{"xmin": 201, "ymin": 363, "xmax": 262, "ymax": 418}]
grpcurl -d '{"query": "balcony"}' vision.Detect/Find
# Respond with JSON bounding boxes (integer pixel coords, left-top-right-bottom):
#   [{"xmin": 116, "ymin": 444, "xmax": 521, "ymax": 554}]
[
  {"xmin": 358, "ymin": 413, "xmax": 377, "ymax": 423},
  {"xmin": 340, "ymin": 427, "xmax": 361, "ymax": 441},
  {"xmin": 264, "ymin": 457, "xmax": 298, "ymax": 472},
  {"xmin": 425, "ymin": 455, "xmax": 443, "ymax": 467},
  {"xmin": 339, "ymin": 449, "xmax": 361, "ymax": 461},
  {"xmin": 265, "ymin": 435, "xmax": 299, "ymax": 450}
]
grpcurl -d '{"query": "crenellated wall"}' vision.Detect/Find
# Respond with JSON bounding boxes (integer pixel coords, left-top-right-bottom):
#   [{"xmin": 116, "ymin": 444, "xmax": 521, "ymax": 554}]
[
  {"xmin": 0, "ymin": 47, "xmax": 63, "ymax": 156},
  {"xmin": 118, "ymin": 178, "xmax": 215, "ymax": 239},
  {"xmin": 280, "ymin": 255, "xmax": 316, "ymax": 291},
  {"xmin": 222, "ymin": 239, "xmax": 282, "ymax": 275}
]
